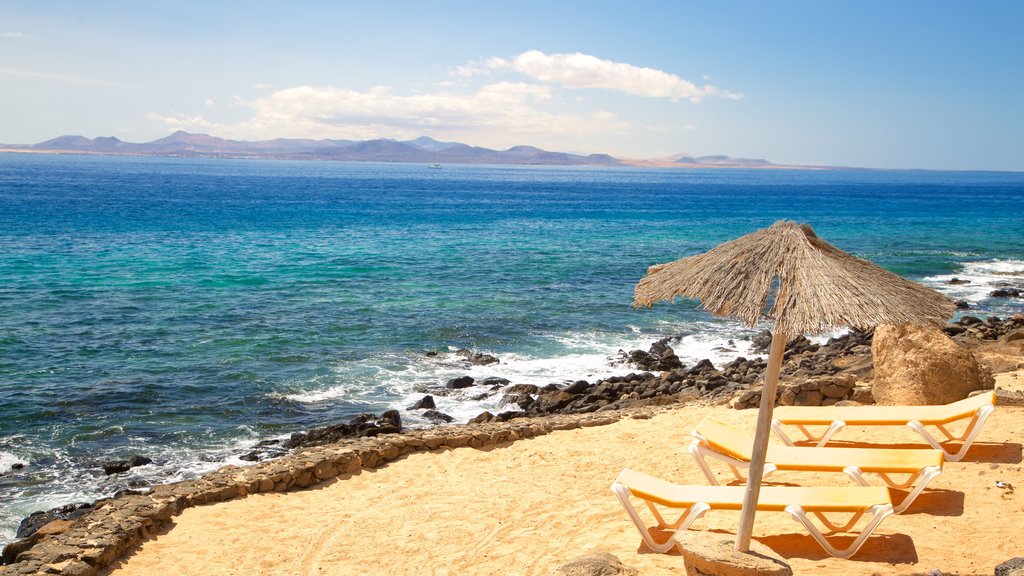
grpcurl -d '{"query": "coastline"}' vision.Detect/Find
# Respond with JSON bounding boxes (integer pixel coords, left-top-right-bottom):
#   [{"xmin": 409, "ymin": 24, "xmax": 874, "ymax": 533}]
[{"xmin": 2, "ymin": 315, "xmax": 1022, "ymax": 574}]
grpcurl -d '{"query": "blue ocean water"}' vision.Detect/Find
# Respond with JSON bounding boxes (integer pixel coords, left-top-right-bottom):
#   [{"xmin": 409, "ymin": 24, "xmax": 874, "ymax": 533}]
[{"xmin": 1, "ymin": 154, "xmax": 1022, "ymax": 543}]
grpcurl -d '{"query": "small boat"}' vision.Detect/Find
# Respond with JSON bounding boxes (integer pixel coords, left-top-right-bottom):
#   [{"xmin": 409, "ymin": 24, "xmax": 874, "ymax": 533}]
[{"xmin": 428, "ymin": 163, "xmax": 442, "ymax": 169}]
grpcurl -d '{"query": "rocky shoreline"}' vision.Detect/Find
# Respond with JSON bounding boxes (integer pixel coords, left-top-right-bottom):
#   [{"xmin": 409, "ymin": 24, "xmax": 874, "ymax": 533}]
[{"xmin": 3, "ymin": 313, "xmax": 1023, "ymax": 575}]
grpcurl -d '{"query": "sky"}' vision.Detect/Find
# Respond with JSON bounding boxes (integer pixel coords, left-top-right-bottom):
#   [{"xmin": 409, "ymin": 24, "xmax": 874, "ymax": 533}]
[{"xmin": 1, "ymin": 1, "xmax": 1021, "ymax": 170}]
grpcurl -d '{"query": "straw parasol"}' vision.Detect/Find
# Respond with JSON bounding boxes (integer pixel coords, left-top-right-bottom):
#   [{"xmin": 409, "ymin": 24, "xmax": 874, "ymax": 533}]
[{"xmin": 634, "ymin": 220, "xmax": 956, "ymax": 552}]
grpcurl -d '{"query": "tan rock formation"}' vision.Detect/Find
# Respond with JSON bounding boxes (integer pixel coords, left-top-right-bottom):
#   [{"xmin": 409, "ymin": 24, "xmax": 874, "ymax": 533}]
[{"xmin": 872, "ymin": 323, "xmax": 994, "ymax": 405}]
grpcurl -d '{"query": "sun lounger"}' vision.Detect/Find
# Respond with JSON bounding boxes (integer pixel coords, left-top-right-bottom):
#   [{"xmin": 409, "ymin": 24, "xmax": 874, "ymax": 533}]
[
  {"xmin": 691, "ymin": 418, "xmax": 943, "ymax": 513},
  {"xmin": 771, "ymin": 391, "xmax": 996, "ymax": 462},
  {"xmin": 611, "ymin": 468, "xmax": 894, "ymax": 559}
]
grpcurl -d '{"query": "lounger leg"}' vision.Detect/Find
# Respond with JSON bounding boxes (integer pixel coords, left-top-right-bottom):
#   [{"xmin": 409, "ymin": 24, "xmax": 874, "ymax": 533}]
[
  {"xmin": 689, "ymin": 440, "xmax": 778, "ymax": 485},
  {"xmin": 771, "ymin": 419, "xmax": 846, "ymax": 447},
  {"xmin": 907, "ymin": 405, "xmax": 993, "ymax": 462},
  {"xmin": 611, "ymin": 482, "xmax": 710, "ymax": 554},
  {"xmin": 689, "ymin": 440, "xmax": 721, "ymax": 485},
  {"xmin": 843, "ymin": 465, "xmax": 942, "ymax": 514},
  {"xmin": 785, "ymin": 503, "xmax": 894, "ymax": 559}
]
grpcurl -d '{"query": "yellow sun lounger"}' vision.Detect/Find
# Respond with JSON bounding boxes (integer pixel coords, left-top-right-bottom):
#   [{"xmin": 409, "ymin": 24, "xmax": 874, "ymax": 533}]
[
  {"xmin": 611, "ymin": 468, "xmax": 894, "ymax": 559},
  {"xmin": 691, "ymin": 418, "xmax": 943, "ymax": 513},
  {"xmin": 771, "ymin": 391, "xmax": 996, "ymax": 462}
]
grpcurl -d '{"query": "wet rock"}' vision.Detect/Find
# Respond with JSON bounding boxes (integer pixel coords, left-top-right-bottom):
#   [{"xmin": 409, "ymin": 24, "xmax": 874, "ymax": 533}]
[
  {"xmin": 422, "ymin": 410, "xmax": 455, "ymax": 423},
  {"xmin": 620, "ymin": 338, "xmax": 684, "ymax": 372},
  {"xmin": 283, "ymin": 410, "xmax": 402, "ymax": 449},
  {"xmin": 752, "ymin": 329, "xmax": 774, "ymax": 354},
  {"xmin": 468, "ymin": 411, "xmax": 494, "ymax": 424},
  {"xmin": 409, "ymin": 395, "xmax": 436, "ymax": 410},
  {"xmin": 455, "ymin": 349, "xmax": 500, "ymax": 365},
  {"xmin": 948, "ymin": 277, "xmax": 971, "ymax": 285},
  {"xmin": 446, "ymin": 375, "xmax": 475, "ymax": 389},
  {"xmin": 563, "ymin": 380, "xmax": 592, "ymax": 394},
  {"xmin": 991, "ymin": 288, "xmax": 1021, "ymax": 298},
  {"xmin": 15, "ymin": 503, "xmax": 93, "ymax": 539},
  {"xmin": 102, "ymin": 455, "xmax": 153, "ymax": 475},
  {"xmin": 238, "ymin": 439, "xmax": 288, "ymax": 462},
  {"xmin": 505, "ymin": 384, "xmax": 539, "ymax": 395},
  {"xmin": 955, "ymin": 299, "xmax": 970, "ymax": 310},
  {"xmin": 478, "ymin": 376, "xmax": 511, "ymax": 387}
]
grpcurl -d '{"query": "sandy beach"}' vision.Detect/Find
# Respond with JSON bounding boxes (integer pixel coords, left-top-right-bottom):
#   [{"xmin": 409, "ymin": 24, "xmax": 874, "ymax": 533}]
[{"xmin": 97, "ymin": 371, "xmax": 1024, "ymax": 576}]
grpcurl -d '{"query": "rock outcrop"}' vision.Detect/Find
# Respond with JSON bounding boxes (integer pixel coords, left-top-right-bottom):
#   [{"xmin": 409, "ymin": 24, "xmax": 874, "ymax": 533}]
[{"xmin": 872, "ymin": 323, "xmax": 994, "ymax": 405}]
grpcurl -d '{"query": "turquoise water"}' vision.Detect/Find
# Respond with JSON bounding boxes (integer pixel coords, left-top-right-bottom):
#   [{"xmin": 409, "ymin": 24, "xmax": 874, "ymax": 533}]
[{"xmin": 1, "ymin": 154, "xmax": 1023, "ymax": 542}]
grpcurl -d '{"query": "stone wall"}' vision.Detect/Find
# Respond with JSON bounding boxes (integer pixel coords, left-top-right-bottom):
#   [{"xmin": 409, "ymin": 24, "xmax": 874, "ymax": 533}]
[{"xmin": 0, "ymin": 409, "xmax": 660, "ymax": 576}]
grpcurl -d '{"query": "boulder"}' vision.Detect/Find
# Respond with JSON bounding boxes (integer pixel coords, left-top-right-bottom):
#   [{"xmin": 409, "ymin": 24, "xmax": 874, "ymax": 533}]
[
  {"xmin": 991, "ymin": 288, "xmax": 1022, "ymax": 298},
  {"xmin": 872, "ymin": 324, "xmax": 994, "ymax": 405},
  {"xmin": 996, "ymin": 557, "xmax": 1024, "ymax": 576},
  {"xmin": 751, "ymin": 330, "xmax": 774, "ymax": 354},
  {"xmin": 409, "ymin": 395, "xmax": 436, "ymax": 410},
  {"xmin": 446, "ymin": 376, "xmax": 475, "ymax": 389},
  {"xmin": 15, "ymin": 503, "xmax": 93, "ymax": 539},
  {"xmin": 102, "ymin": 455, "xmax": 153, "ymax": 475},
  {"xmin": 421, "ymin": 410, "xmax": 454, "ymax": 423},
  {"xmin": 455, "ymin": 349, "xmax": 500, "ymax": 365},
  {"xmin": 556, "ymin": 551, "xmax": 638, "ymax": 576}
]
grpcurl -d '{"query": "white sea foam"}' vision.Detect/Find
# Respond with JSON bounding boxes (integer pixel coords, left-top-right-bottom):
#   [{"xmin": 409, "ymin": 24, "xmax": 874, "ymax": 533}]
[
  {"xmin": 924, "ymin": 259, "xmax": 1024, "ymax": 304},
  {"xmin": 0, "ymin": 451, "xmax": 28, "ymax": 475}
]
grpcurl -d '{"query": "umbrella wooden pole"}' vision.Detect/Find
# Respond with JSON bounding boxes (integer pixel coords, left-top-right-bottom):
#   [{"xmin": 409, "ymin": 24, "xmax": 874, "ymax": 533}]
[{"xmin": 735, "ymin": 329, "xmax": 787, "ymax": 552}]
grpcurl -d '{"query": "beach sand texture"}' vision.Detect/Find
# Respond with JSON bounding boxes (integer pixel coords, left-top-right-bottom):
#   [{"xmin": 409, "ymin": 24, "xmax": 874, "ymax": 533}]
[{"xmin": 103, "ymin": 374, "xmax": 1023, "ymax": 576}]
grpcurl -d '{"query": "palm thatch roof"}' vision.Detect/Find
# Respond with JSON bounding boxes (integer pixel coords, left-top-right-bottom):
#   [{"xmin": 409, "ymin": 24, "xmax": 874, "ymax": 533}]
[{"xmin": 634, "ymin": 221, "xmax": 957, "ymax": 337}]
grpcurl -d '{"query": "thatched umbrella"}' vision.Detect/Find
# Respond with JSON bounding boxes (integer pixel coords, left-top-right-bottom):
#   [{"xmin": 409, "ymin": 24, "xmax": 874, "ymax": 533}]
[{"xmin": 634, "ymin": 220, "xmax": 956, "ymax": 552}]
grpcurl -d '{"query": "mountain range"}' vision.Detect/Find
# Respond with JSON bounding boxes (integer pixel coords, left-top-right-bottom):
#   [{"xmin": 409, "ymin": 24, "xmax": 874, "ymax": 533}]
[{"xmin": 1, "ymin": 131, "xmax": 777, "ymax": 168}]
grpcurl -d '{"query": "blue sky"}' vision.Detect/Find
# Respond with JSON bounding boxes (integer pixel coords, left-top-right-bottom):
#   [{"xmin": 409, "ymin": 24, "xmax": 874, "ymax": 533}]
[{"xmin": 1, "ymin": 1, "xmax": 1021, "ymax": 170}]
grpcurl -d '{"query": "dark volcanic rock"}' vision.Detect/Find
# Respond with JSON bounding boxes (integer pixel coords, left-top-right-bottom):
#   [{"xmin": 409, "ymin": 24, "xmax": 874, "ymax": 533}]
[
  {"xmin": 455, "ymin": 349, "xmax": 500, "ymax": 365},
  {"xmin": 422, "ymin": 410, "xmax": 455, "ymax": 423},
  {"xmin": 16, "ymin": 503, "xmax": 93, "ymax": 539},
  {"xmin": 409, "ymin": 395, "xmax": 436, "ymax": 410},
  {"xmin": 991, "ymin": 288, "xmax": 1022, "ymax": 298},
  {"xmin": 478, "ymin": 376, "xmax": 511, "ymax": 387},
  {"xmin": 102, "ymin": 455, "xmax": 153, "ymax": 475},
  {"xmin": 751, "ymin": 330, "xmax": 774, "ymax": 354},
  {"xmin": 446, "ymin": 375, "xmax": 475, "ymax": 389},
  {"xmin": 284, "ymin": 410, "xmax": 402, "ymax": 449},
  {"xmin": 563, "ymin": 380, "xmax": 592, "ymax": 394},
  {"xmin": 238, "ymin": 439, "xmax": 289, "ymax": 462},
  {"xmin": 621, "ymin": 337, "xmax": 684, "ymax": 371}
]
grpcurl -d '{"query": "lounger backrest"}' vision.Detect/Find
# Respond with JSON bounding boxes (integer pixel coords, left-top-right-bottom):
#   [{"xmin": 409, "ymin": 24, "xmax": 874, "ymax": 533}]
[
  {"xmin": 774, "ymin": 390, "xmax": 995, "ymax": 426},
  {"xmin": 693, "ymin": 418, "xmax": 753, "ymax": 460}
]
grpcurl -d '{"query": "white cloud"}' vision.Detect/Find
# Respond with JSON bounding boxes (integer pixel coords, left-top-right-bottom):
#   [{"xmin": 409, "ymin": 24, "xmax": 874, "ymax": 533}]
[
  {"xmin": 251, "ymin": 83, "xmax": 272, "ymax": 90},
  {"xmin": 148, "ymin": 112, "xmax": 216, "ymax": 130},
  {"xmin": 481, "ymin": 50, "xmax": 740, "ymax": 103},
  {"xmin": 151, "ymin": 81, "xmax": 628, "ymax": 148},
  {"xmin": 204, "ymin": 99, "xmax": 215, "ymax": 108},
  {"xmin": 1, "ymin": 32, "xmax": 26, "ymax": 39}
]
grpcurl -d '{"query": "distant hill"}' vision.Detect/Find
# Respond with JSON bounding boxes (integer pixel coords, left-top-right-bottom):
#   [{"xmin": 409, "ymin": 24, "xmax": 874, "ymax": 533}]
[
  {"xmin": 15, "ymin": 131, "xmax": 623, "ymax": 166},
  {"xmin": 3, "ymin": 131, "xmax": 785, "ymax": 168}
]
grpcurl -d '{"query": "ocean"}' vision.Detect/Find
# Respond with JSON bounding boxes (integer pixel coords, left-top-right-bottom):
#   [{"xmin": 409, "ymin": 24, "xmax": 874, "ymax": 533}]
[{"xmin": 1, "ymin": 153, "xmax": 1022, "ymax": 544}]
